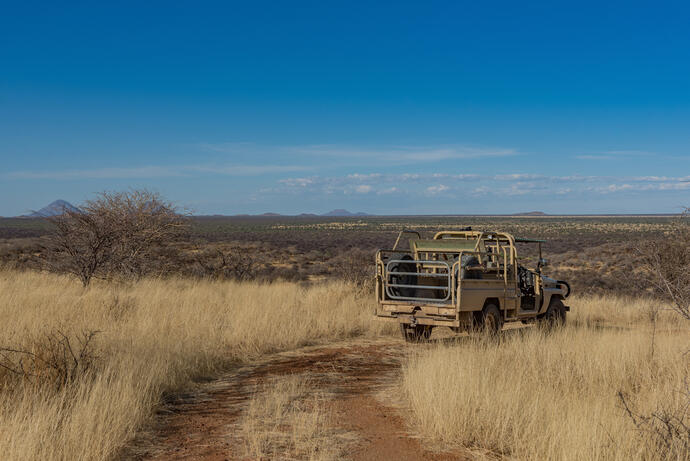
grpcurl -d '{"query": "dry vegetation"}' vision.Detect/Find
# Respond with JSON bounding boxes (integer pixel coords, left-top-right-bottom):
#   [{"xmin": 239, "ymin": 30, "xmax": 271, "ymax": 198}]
[
  {"xmin": 239, "ymin": 374, "xmax": 350, "ymax": 461},
  {"xmin": 0, "ymin": 269, "xmax": 392, "ymax": 461},
  {"xmin": 1, "ymin": 214, "xmax": 681, "ymax": 291},
  {"xmin": 44, "ymin": 190, "xmax": 187, "ymax": 286},
  {"xmin": 401, "ymin": 296, "xmax": 689, "ymax": 460},
  {"xmin": 2, "ymin": 268, "xmax": 686, "ymax": 460},
  {"xmin": 0, "ymin": 207, "xmax": 688, "ymax": 460}
]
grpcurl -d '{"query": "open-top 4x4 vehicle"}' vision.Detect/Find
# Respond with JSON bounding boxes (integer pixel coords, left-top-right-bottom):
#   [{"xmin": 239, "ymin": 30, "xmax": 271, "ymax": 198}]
[{"xmin": 375, "ymin": 229, "xmax": 571, "ymax": 342}]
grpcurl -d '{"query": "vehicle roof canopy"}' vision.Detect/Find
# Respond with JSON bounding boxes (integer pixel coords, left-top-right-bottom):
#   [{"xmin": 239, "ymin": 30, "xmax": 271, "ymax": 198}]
[
  {"xmin": 412, "ymin": 239, "xmax": 478, "ymax": 252},
  {"xmin": 432, "ymin": 230, "xmax": 546, "ymax": 244}
]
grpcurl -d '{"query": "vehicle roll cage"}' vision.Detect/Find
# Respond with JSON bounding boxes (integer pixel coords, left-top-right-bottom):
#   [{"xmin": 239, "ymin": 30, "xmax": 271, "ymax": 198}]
[
  {"xmin": 432, "ymin": 230, "xmax": 518, "ymax": 266},
  {"xmin": 389, "ymin": 229, "xmax": 546, "ymax": 272}
]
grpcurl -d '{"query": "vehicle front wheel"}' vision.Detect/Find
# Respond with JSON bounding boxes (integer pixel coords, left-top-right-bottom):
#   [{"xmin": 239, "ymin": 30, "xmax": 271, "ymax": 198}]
[
  {"xmin": 540, "ymin": 298, "xmax": 566, "ymax": 328},
  {"xmin": 400, "ymin": 324, "xmax": 433, "ymax": 342}
]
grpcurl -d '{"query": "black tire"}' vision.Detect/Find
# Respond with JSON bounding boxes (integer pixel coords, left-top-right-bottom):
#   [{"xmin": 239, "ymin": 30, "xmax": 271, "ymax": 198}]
[
  {"xmin": 460, "ymin": 254, "xmax": 482, "ymax": 280},
  {"xmin": 388, "ymin": 254, "xmax": 417, "ymax": 298},
  {"xmin": 541, "ymin": 298, "xmax": 566, "ymax": 328},
  {"xmin": 477, "ymin": 304, "xmax": 503, "ymax": 335},
  {"xmin": 400, "ymin": 324, "xmax": 433, "ymax": 343}
]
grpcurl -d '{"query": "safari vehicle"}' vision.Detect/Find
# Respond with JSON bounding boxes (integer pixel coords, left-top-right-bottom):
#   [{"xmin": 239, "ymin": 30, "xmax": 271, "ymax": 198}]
[{"xmin": 375, "ymin": 229, "xmax": 571, "ymax": 342}]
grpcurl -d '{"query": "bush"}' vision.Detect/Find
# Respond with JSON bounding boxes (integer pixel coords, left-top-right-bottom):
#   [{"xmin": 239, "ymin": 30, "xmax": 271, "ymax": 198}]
[
  {"xmin": 637, "ymin": 208, "xmax": 690, "ymax": 320},
  {"xmin": 331, "ymin": 248, "xmax": 375, "ymax": 288},
  {"xmin": 44, "ymin": 190, "xmax": 187, "ymax": 286},
  {"xmin": 0, "ymin": 330, "xmax": 99, "ymax": 391},
  {"xmin": 194, "ymin": 247, "xmax": 259, "ymax": 281}
]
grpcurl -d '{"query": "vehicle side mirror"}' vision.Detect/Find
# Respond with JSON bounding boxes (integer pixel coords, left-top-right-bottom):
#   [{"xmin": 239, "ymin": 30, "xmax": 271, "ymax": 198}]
[{"xmin": 538, "ymin": 258, "xmax": 548, "ymax": 268}]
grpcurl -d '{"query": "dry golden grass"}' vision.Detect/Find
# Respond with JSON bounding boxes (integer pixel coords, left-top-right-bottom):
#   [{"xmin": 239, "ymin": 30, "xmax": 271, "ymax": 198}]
[
  {"xmin": 2, "ymin": 267, "xmax": 688, "ymax": 461},
  {"xmin": 239, "ymin": 374, "xmax": 351, "ymax": 461},
  {"xmin": 401, "ymin": 296, "xmax": 690, "ymax": 461},
  {"xmin": 0, "ymin": 269, "xmax": 391, "ymax": 461}
]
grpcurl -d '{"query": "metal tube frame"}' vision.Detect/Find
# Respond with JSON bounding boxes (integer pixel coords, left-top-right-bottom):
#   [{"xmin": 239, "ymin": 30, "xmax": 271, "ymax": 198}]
[{"xmin": 385, "ymin": 259, "xmax": 452, "ymax": 302}]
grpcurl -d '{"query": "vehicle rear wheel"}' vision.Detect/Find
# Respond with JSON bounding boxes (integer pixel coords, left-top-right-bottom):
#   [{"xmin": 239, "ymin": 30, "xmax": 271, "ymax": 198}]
[
  {"xmin": 477, "ymin": 304, "xmax": 503, "ymax": 335},
  {"xmin": 541, "ymin": 298, "xmax": 566, "ymax": 328},
  {"xmin": 400, "ymin": 324, "xmax": 433, "ymax": 342}
]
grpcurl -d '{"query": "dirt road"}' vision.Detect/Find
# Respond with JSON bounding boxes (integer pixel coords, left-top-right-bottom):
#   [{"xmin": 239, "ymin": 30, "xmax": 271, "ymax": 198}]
[{"xmin": 129, "ymin": 338, "xmax": 468, "ymax": 460}]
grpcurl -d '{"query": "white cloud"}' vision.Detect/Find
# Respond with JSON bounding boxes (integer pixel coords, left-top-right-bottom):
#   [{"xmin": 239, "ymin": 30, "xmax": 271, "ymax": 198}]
[
  {"xmin": 278, "ymin": 177, "xmax": 314, "ymax": 187},
  {"xmin": 471, "ymin": 186, "xmax": 491, "ymax": 196},
  {"xmin": 347, "ymin": 173, "xmax": 382, "ymax": 181},
  {"xmin": 266, "ymin": 171, "xmax": 690, "ymax": 200},
  {"xmin": 658, "ymin": 182, "xmax": 690, "ymax": 190},
  {"xmin": 377, "ymin": 187, "xmax": 399, "ymax": 195},
  {"xmin": 594, "ymin": 180, "xmax": 690, "ymax": 193},
  {"xmin": 605, "ymin": 184, "xmax": 634, "ymax": 192},
  {"xmin": 426, "ymin": 184, "xmax": 450, "ymax": 195},
  {"xmin": 493, "ymin": 173, "xmax": 545, "ymax": 181}
]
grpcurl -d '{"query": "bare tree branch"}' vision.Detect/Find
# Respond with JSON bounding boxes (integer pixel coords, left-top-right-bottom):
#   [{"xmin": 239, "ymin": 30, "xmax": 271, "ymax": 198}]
[
  {"xmin": 636, "ymin": 208, "xmax": 690, "ymax": 321},
  {"xmin": 43, "ymin": 190, "xmax": 188, "ymax": 286}
]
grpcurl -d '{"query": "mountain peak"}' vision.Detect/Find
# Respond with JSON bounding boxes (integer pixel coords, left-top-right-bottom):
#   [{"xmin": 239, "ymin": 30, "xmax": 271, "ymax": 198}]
[
  {"xmin": 27, "ymin": 200, "xmax": 80, "ymax": 217},
  {"xmin": 513, "ymin": 211, "xmax": 547, "ymax": 216}
]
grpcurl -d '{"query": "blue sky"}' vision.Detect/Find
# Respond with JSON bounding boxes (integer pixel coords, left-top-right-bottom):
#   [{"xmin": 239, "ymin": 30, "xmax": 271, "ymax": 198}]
[{"xmin": 1, "ymin": 1, "xmax": 689, "ymax": 216}]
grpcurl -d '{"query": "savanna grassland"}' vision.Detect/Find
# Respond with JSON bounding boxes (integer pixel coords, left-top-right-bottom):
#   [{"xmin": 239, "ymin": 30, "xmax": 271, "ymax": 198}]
[
  {"xmin": 0, "ymin": 270, "xmax": 393, "ymax": 460},
  {"xmin": 0, "ymin": 215, "xmax": 688, "ymax": 460},
  {"xmin": 0, "ymin": 214, "xmax": 681, "ymax": 291}
]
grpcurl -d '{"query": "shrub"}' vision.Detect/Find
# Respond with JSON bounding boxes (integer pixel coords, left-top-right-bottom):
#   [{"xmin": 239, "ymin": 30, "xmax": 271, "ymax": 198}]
[
  {"xmin": 0, "ymin": 330, "xmax": 99, "ymax": 391},
  {"xmin": 44, "ymin": 190, "xmax": 187, "ymax": 286}
]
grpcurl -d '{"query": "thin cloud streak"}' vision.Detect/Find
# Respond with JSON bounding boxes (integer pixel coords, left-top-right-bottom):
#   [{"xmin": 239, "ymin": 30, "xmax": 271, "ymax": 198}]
[
  {"xmin": 575, "ymin": 149, "xmax": 655, "ymax": 160},
  {"xmin": 196, "ymin": 142, "xmax": 257, "ymax": 153},
  {"xmin": 4, "ymin": 164, "xmax": 309, "ymax": 180},
  {"xmin": 290, "ymin": 144, "xmax": 518, "ymax": 162},
  {"xmin": 194, "ymin": 142, "xmax": 518, "ymax": 163},
  {"xmin": 272, "ymin": 172, "xmax": 690, "ymax": 198}
]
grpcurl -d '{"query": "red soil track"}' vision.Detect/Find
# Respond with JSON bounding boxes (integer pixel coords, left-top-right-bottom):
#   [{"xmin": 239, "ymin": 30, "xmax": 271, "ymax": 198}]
[{"xmin": 130, "ymin": 339, "xmax": 468, "ymax": 461}]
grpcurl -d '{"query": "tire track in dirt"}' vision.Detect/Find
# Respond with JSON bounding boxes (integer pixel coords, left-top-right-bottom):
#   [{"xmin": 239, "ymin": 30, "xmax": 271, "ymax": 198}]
[{"xmin": 128, "ymin": 338, "xmax": 468, "ymax": 460}]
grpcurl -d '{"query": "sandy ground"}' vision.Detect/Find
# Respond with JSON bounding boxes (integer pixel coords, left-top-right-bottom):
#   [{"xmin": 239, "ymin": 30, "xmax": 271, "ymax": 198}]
[{"xmin": 127, "ymin": 338, "xmax": 469, "ymax": 460}]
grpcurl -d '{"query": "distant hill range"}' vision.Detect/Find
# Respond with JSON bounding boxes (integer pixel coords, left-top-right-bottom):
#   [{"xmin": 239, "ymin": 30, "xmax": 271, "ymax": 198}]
[
  {"xmin": 322, "ymin": 209, "xmax": 370, "ymax": 217},
  {"xmin": 25, "ymin": 200, "xmax": 80, "ymax": 217},
  {"xmin": 512, "ymin": 211, "xmax": 547, "ymax": 216}
]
